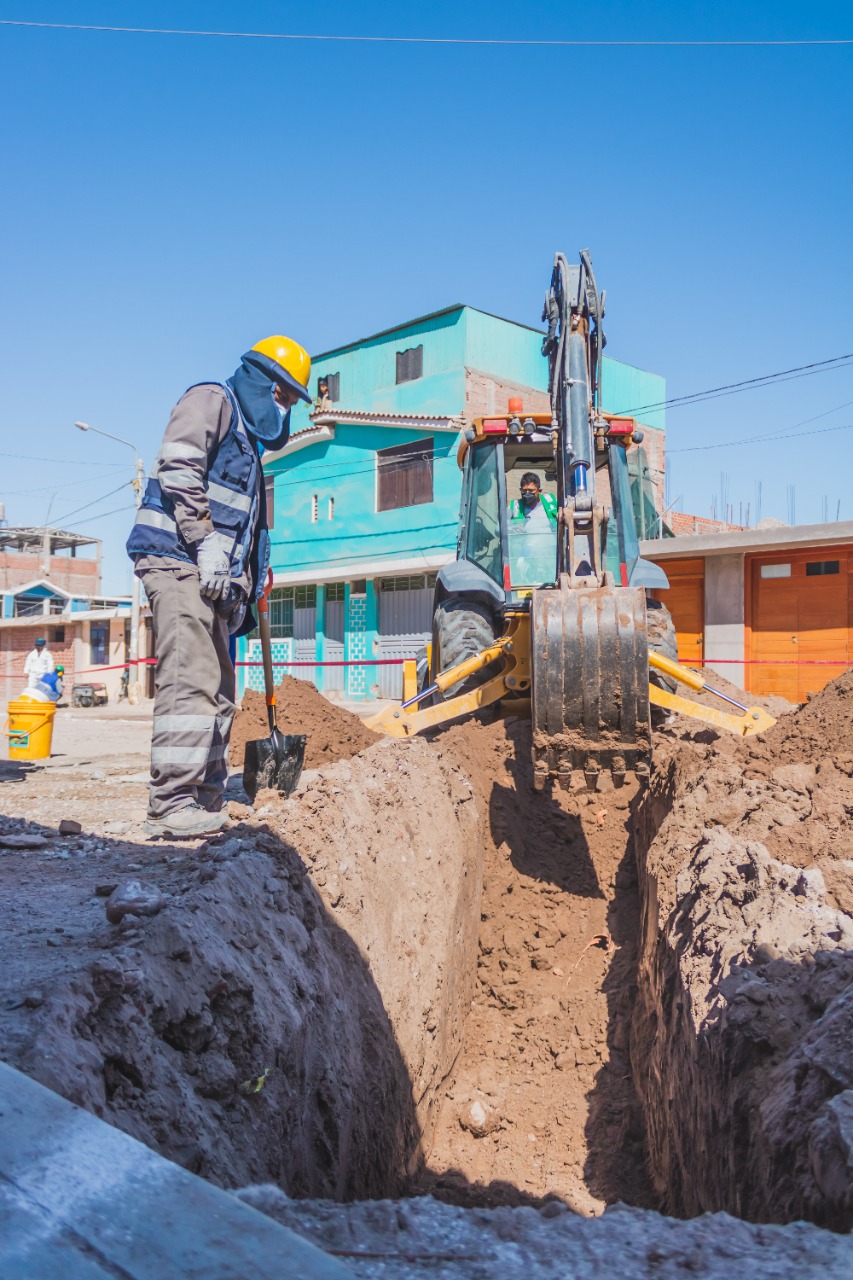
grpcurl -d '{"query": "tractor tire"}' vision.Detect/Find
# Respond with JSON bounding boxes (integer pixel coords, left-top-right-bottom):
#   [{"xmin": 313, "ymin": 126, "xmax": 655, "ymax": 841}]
[
  {"xmin": 646, "ymin": 596, "xmax": 678, "ymax": 727},
  {"xmin": 434, "ymin": 596, "xmax": 500, "ymax": 699}
]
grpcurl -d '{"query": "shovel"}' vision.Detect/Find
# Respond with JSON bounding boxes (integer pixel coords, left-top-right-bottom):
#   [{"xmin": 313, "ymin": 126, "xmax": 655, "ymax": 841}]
[{"xmin": 243, "ymin": 570, "xmax": 306, "ymax": 803}]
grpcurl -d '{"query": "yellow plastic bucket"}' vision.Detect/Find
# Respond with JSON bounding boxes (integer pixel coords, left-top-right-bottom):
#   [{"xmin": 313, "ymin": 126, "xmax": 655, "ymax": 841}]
[{"xmin": 5, "ymin": 699, "xmax": 57, "ymax": 761}]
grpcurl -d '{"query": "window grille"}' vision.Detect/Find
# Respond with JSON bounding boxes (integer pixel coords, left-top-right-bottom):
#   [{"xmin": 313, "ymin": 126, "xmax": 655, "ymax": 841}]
[
  {"xmin": 295, "ymin": 585, "xmax": 317, "ymax": 610},
  {"xmin": 326, "ymin": 582, "xmax": 345, "ymax": 602},
  {"xmin": 395, "ymin": 345, "xmax": 423, "ymax": 384},
  {"xmin": 377, "ymin": 438, "xmax": 434, "ymax": 512},
  {"xmin": 311, "ymin": 494, "xmax": 318, "ymax": 523},
  {"xmin": 379, "ymin": 574, "xmax": 438, "ymax": 592},
  {"xmin": 269, "ymin": 588, "xmax": 294, "ymax": 638}
]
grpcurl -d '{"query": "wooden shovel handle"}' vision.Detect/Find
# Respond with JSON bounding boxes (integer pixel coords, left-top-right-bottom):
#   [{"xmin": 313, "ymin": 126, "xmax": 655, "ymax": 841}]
[{"xmin": 257, "ymin": 569, "xmax": 277, "ymax": 732}]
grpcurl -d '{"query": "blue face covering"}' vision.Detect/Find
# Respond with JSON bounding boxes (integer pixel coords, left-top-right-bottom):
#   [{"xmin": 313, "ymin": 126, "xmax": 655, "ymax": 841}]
[{"xmin": 228, "ymin": 351, "xmax": 292, "ymax": 450}]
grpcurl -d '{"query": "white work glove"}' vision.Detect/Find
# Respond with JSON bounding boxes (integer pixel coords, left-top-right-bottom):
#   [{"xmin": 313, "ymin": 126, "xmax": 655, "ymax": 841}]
[{"xmin": 196, "ymin": 533, "xmax": 231, "ymax": 600}]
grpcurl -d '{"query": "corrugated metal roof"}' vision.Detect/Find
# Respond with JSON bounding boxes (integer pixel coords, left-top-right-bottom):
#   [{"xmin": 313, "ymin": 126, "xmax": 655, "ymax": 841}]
[
  {"xmin": 308, "ymin": 410, "xmax": 464, "ymax": 429},
  {"xmin": 313, "ymin": 305, "xmax": 544, "ymax": 361}
]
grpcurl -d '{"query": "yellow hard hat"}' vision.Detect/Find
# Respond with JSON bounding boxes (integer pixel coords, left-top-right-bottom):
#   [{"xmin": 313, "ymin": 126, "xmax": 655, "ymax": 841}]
[{"xmin": 251, "ymin": 335, "xmax": 312, "ymax": 402}]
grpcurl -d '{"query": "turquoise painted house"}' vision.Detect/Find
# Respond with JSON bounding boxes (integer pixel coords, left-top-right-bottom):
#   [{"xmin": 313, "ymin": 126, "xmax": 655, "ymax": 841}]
[{"xmin": 238, "ymin": 306, "xmax": 666, "ymax": 701}]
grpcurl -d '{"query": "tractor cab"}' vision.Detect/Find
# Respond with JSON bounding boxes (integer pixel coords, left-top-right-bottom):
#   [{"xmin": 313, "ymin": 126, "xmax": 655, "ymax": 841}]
[{"xmin": 456, "ymin": 407, "xmax": 653, "ymax": 603}]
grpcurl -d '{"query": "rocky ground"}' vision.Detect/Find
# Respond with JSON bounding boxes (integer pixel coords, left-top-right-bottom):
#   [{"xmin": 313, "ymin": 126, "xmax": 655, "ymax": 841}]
[{"xmin": 1, "ymin": 673, "xmax": 852, "ymax": 1274}]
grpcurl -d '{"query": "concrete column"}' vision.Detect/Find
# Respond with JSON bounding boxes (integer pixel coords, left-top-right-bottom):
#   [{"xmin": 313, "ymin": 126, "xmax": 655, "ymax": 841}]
[{"xmin": 704, "ymin": 553, "xmax": 745, "ymax": 688}]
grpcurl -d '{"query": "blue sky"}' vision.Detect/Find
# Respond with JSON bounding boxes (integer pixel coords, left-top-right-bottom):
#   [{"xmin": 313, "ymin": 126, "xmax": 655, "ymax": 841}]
[{"xmin": 1, "ymin": 1, "xmax": 851, "ymax": 592}]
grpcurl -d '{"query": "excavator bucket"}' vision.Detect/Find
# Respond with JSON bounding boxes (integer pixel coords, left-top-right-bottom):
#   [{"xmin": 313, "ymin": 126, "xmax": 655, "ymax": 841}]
[{"xmin": 531, "ymin": 583, "xmax": 651, "ymax": 789}]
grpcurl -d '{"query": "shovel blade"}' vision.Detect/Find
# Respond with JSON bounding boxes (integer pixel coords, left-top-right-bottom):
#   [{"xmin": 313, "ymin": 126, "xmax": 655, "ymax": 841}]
[{"xmin": 243, "ymin": 730, "xmax": 306, "ymax": 803}]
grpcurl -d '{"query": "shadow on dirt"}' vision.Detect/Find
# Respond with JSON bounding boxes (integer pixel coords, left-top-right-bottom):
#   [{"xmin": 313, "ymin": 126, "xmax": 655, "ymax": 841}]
[
  {"xmin": 488, "ymin": 719, "xmax": 603, "ymax": 898},
  {"xmin": 0, "ymin": 811, "xmax": 422, "ymax": 1200},
  {"xmin": 582, "ymin": 808, "xmax": 657, "ymax": 1209}
]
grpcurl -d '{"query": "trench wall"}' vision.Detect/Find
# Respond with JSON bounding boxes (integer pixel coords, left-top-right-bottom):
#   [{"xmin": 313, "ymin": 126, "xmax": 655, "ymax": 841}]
[
  {"xmin": 631, "ymin": 739, "xmax": 853, "ymax": 1230},
  {"xmin": 7, "ymin": 737, "xmax": 483, "ymax": 1197}
]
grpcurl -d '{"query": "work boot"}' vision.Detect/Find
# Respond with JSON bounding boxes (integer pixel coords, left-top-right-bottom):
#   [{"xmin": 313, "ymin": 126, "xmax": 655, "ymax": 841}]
[{"xmin": 143, "ymin": 804, "xmax": 228, "ymax": 840}]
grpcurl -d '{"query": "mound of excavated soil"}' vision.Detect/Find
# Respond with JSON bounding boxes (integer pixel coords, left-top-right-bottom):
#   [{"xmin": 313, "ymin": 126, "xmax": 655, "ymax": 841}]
[
  {"xmin": 633, "ymin": 671, "xmax": 853, "ymax": 1229},
  {"xmin": 230, "ymin": 675, "xmax": 379, "ymax": 770}
]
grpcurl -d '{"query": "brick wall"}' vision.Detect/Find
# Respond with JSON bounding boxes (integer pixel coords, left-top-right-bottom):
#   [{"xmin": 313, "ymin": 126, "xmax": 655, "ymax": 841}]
[
  {"xmin": 668, "ymin": 511, "xmax": 747, "ymax": 536},
  {"xmin": 464, "ymin": 369, "xmax": 551, "ymax": 420},
  {"xmin": 0, "ymin": 550, "xmax": 100, "ymax": 594},
  {"xmin": 0, "ymin": 623, "xmax": 79, "ymax": 702}
]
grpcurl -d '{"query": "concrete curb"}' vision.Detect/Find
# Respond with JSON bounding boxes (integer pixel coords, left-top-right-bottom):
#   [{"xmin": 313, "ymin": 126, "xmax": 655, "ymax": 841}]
[{"xmin": 0, "ymin": 1060, "xmax": 353, "ymax": 1279}]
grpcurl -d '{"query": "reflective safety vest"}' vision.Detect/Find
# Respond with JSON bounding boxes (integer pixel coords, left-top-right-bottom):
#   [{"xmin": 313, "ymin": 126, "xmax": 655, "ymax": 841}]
[
  {"xmin": 509, "ymin": 492, "xmax": 558, "ymax": 529},
  {"xmin": 126, "ymin": 382, "xmax": 270, "ymax": 602}
]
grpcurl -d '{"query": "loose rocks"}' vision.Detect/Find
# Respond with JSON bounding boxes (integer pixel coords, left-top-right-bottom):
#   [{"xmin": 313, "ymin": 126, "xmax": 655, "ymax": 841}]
[{"xmin": 105, "ymin": 879, "xmax": 166, "ymax": 924}]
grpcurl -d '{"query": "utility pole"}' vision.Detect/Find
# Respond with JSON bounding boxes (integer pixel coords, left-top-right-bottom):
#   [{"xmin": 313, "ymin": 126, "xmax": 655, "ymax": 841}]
[{"xmin": 74, "ymin": 422, "xmax": 144, "ymax": 702}]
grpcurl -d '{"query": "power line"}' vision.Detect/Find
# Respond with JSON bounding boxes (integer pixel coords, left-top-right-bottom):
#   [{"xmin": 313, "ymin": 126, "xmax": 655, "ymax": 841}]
[
  {"xmin": 672, "ymin": 422, "xmax": 853, "ymax": 454},
  {"xmin": 0, "ymin": 451, "xmax": 127, "ymax": 467},
  {"xmin": 614, "ymin": 352, "xmax": 853, "ymax": 417},
  {"xmin": 62, "ymin": 502, "xmax": 136, "ymax": 530},
  {"xmin": 52, "ymin": 481, "xmax": 133, "ymax": 526},
  {"xmin": 1, "ymin": 20, "xmax": 851, "ymax": 46},
  {"xmin": 668, "ymin": 398, "xmax": 853, "ymax": 452},
  {"xmin": 1, "ymin": 466, "xmax": 134, "ymax": 498}
]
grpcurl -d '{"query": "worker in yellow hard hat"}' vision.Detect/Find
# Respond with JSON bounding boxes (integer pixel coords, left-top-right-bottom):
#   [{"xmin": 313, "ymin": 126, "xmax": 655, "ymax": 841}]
[{"xmin": 126, "ymin": 335, "xmax": 311, "ymax": 839}]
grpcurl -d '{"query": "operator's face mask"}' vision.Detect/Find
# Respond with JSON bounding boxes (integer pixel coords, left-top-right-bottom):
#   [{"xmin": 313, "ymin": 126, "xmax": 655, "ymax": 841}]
[{"xmin": 521, "ymin": 487, "xmax": 540, "ymax": 508}]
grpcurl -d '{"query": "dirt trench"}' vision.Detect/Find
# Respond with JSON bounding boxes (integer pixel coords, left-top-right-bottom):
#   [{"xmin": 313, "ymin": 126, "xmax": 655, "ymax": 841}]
[{"xmin": 2, "ymin": 672, "xmax": 852, "ymax": 1242}]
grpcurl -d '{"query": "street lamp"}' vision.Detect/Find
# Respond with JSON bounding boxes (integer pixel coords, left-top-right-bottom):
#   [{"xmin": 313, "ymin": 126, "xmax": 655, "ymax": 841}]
[{"xmin": 74, "ymin": 421, "xmax": 145, "ymax": 700}]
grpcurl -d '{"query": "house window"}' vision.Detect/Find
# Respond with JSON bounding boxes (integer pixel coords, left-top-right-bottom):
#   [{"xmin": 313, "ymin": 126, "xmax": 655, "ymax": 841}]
[
  {"xmin": 379, "ymin": 574, "xmax": 438, "ymax": 592},
  {"xmin": 395, "ymin": 345, "xmax": 423, "ymax": 384},
  {"xmin": 805, "ymin": 560, "xmax": 840, "ymax": 576},
  {"xmin": 318, "ymin": 372, "xmax": 340, "ymax": 401},
  {"xmin": 265, "ymin": 475, "xmax": 275, "ymax": 529},
  {"xmin": 328, "ymin": 496, "xmax": 335, "ymax": 521},
  {"xmin": 377, "ymin": 438, "xmax": 434, "ymax": 512},
  {"xmin": 269, "ymin": 588, "xmax": 294, "ymax": 638},
  {"xmin": 49, "ymin": 626, "xmax": 65, "ymax": 643},
  {"xmin": 351, "ymin": 580, "xmax": 367, "ymax": 596},
  {"xmin": 90, "ymin": 622, "xmax": 109, "ymax": 666},
  {"xmin": 326, "ymin": 582, "xmax": 345, "ymax": 602},
  {"xmin": 295, "ymin": 585, "xmax": 317, "ymax": 610},
  {"xmin": 311, "ymin": 494, "xmax": 318, "ymax": 523},
  {"xmin": 14, "ymin": 594, "xmax": 43, "ymax": 618},
  {"xmin": 760, "ymin": 563, "xmax": 791, "ymax": 579}
]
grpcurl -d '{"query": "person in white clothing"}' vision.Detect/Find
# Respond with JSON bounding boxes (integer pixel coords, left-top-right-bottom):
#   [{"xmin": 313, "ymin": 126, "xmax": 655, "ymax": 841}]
[{"xmin": 24, "ymin": 637, "xmax": 54, "ymax": 689}]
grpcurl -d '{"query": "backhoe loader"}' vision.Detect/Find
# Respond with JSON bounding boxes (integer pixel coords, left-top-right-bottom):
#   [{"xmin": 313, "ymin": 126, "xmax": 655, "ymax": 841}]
[{"xmin": 367, "ymin": 251, "xmax": 774, "ymax": 785}]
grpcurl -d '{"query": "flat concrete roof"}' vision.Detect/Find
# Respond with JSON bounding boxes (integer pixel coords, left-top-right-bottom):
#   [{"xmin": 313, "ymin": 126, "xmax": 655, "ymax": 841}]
[{"xmin": 641, "ymin": 520, "xmax": 853, "ymax": 560}]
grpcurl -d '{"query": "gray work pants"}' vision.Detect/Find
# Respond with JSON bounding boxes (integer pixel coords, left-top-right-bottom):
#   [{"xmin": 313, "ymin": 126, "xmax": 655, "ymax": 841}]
[{"xmin": 141, "ymin": 566, "xmax": 236, "ymax": 820}]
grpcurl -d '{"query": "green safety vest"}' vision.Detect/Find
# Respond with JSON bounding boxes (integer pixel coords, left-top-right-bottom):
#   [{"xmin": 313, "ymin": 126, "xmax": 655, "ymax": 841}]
[{"xmin": 509, "ymin": 493, "xmax": 558, "ymax": 530}]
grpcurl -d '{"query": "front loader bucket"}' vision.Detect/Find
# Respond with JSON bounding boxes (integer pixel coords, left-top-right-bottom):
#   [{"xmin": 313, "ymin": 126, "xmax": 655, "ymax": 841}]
[{"xmin": 531, "ymin": 584, "xmax": 651, "ymax": 789}]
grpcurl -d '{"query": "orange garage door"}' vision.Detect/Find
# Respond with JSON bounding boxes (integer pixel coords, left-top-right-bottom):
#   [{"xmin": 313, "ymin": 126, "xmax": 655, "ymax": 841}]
[
  {"xmin": 748, "ymin": 548, "xmax": 851, "ymax": 701},
  {"xmin": 651, "ymin": 557, "xmax": 705, "ymax": 664}
]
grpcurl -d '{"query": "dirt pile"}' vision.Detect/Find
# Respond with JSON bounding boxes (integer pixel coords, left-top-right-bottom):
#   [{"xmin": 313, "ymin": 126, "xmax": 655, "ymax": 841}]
[
  {"xmin": 230, "ymin": 674, "xmax": 379, "ymax": 770},
  {"xmin": 411, "ymin": 716, "xmax": 653, "ymax": 1214},
  {"xmin": 632, "ymin": 672, "xmax": 853, "ymax": 1229},
  {"xmin": 0, "ymin": 736, "xmax": 481, "ymax": 1196},
  {"xmin": 235, "ymin": 1185, "xmax": 853, "ymax": 1279}
]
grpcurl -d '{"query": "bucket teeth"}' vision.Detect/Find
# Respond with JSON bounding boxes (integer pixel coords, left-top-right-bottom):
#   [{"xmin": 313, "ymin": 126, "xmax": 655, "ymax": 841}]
[{"xmin": 531, "ymin": 584, "xmax": 651, "ymax": 786}]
